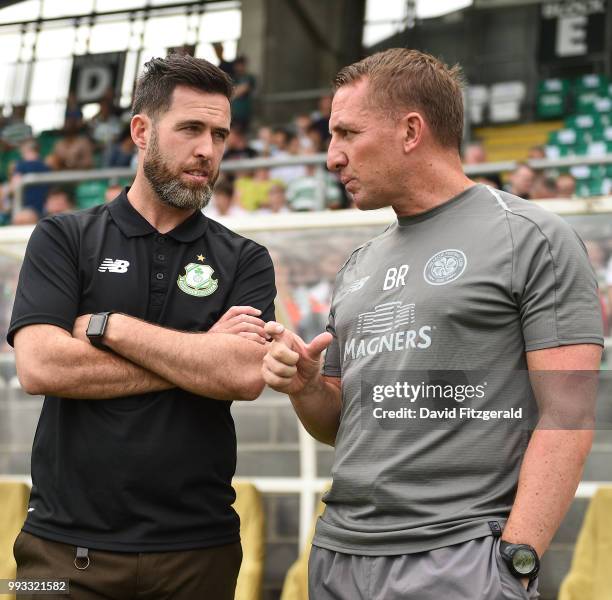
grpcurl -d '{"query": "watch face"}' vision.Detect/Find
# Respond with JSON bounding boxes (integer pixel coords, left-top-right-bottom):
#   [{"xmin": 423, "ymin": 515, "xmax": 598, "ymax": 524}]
[
  {"xmin": 87, "ymin": 313, "xmax": 107, "ymax": 336},
  {"xmin": 512, "ymin": 548, "xmax": 536, "ymax": 575}
]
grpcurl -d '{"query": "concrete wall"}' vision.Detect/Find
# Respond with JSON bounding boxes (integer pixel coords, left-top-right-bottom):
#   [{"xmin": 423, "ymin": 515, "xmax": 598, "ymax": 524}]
[{"xmin": 240, "ymin": 0, "xmax": 365, "ymax": 125}]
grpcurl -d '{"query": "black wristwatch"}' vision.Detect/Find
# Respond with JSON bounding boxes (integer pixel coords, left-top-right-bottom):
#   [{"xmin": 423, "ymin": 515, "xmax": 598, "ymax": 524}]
[
  {"xmin": 499, "ymin": 541, "xmax": 540, "ymax": 581},
  {"xmin": 86, "ymin": 312, "xmax": 113, "ymax": 350}
]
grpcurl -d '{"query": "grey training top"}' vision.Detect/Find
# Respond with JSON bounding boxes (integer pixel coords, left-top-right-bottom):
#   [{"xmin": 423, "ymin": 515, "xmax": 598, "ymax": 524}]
[{"xmin": 315, "ymin": 184, "xmax": 603, "ymax": 555}]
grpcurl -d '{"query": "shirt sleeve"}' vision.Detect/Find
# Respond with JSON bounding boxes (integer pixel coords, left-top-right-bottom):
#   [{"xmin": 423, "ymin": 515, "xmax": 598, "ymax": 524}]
[
  {"xmin": 224, "ymin": 242, "xmax": 276, "ymax": 322},
  {"xmin": 509, "ymin": 212, "xmax": 604, "ymax": 351},
  {"xmin": 7, "ymin": 216, "xmax": 80, "ymax": 347}
]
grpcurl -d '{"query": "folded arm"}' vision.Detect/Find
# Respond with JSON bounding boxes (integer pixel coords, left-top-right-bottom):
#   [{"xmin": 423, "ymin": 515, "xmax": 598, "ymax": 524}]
[
  {"xmin": 14, "ymin": 324, "xmax": 173, "ymax": 399},
  {"xmin": 101, "ymin": 312, "xmax": 267, "ymax": 401}
]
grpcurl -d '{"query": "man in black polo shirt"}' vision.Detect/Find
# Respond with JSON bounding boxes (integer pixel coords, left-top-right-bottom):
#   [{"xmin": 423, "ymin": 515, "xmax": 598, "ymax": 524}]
[{"xmin": 8, "ymin": 55, "xmax": 276, "ymax": 600}]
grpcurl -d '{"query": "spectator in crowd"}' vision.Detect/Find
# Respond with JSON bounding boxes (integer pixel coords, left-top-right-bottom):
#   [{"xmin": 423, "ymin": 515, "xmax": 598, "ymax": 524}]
[
  {"xmin": 556, "ymin": 173, "xmax": 576, "ymax": 198},
  {"xmin": 205, "ymin": 179, "xmax": 247, "ymax": 219},
  {"xmin": 224, "ymin": 125, "xmax": 258, "ymax": 161},
  {"xmin": 295, "ymin": 114, "xmax": 315, "ymax": 151},
  {"xmin": 286, "ymin": 162, "xmax": 342, "ymax": 211},
  {"xmin": 269, "ymin": 127, "xmax": 289, "ymax": 156},
  {"xmin": 230, "ymin": 56, "xmax": 256, "ymax": 132},
  {"xmin": 306, "ymin": 122, "xmax": 325, "ymax": 153},
  {"xmin": 43, "ymin": 187, "xmax": 76, "ymax": 215},
  {"xmin": 269, "ymin": 129, "xmax": 307, "ymax": 185},
  {"xmin": 103, "ymin": 124, "xmax": 136, "ymax": 168},
  {"xmin": 530, "ymin": 174, "xmax": 557, "ymax": 200},
  {"xmin": 46, "ymin": 116, "xmax": 94, "ymax": 171},
  {"xmin": 9, "ymin": 139, "xmax": 50, "ymax": 216},
  {"xmin": 212, "ymin": 41, "xmax": 235, "ymax": 78},
  {"xmin": 311, "ymin": 94, "xmax": 332, "ymax": 146},
  {"xmin": 90, "ymin": 88, "xmax": 123, "ymax": 150},
  {"xmin": 249, "ymin": 125, "xmax": 273, "ymax": 156},
  {"xmin": 11, "ymin": 207, "xmax": 39, "ymax": 225},
  {"xmin": 1, "ymin": 105, "xmax": 33, "ymax": 149},
  {"xmin": 104, "ymin": 181, "xmax": 123, "ymax": 203},
  {"xmin": 235, "ymin": 167, "xmax": 281, "ymax": 211},
  {"xmin": 256, "ymin": 182, "xmax": 289, "ymax": 215},
  {"xmin": 462, "ymin": 142, "xmax": 487, "ymax": 164},
  {"xmin": 505, "ymin": 162, "xmax": 536, "ymax": 199},
  {"xmin": 527, "ymin": 145, "xmax": 546, "ymax": 160},
  {"xmin": 463, "ymin": 141, "xmax": 503, "ymax": 189},
  {"xmin": 64, "ymin": 92, "xmax": 83, "ymax": 123}
]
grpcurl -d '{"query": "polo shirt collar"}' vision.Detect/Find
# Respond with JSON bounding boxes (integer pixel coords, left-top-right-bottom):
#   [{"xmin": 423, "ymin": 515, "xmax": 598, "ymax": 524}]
[{"xmin": 108, "ymin": 188, "xmax": 208, "ymax": 242}]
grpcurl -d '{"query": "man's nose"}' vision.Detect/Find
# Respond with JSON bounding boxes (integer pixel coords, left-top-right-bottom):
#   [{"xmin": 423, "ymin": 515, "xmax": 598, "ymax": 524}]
[
  {"xmin": 194, "ymin": 133, "xmax": 214, "ymax": 159},
  {"xmin": 326, "ymin": 138, "xmax": 347, "ymax": 172}
]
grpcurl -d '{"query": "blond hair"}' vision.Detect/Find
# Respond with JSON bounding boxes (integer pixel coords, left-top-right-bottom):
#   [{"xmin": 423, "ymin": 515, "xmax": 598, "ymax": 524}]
[{"xmin": 334, "ymin": 48, "xmax": 464, "ymax": 150}]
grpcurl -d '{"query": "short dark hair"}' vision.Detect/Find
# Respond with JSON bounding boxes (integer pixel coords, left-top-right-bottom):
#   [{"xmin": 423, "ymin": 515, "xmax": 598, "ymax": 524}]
[
  {"xmin": 132, "ymin": 54, "xmax": 233, "ymax": 119},
  {"xmin": 47, "ymin": 186, "xmax": 75, "ymax": 206},
  {"xmin": 334, "ymin": 48, "xmax": 464, "ymax": 151}
]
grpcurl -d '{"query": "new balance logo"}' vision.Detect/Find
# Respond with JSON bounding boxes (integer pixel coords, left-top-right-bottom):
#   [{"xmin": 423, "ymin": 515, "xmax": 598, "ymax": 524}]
[{"xmin": 98, "ymin": 258, "xmax": 130, "ymax": 273}]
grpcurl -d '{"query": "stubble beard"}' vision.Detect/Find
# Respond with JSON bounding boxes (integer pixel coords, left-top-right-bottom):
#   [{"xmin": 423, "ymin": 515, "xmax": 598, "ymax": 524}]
[{"xmin": 143, "ymin": 128, "xmax": 218, "ymax": 211}]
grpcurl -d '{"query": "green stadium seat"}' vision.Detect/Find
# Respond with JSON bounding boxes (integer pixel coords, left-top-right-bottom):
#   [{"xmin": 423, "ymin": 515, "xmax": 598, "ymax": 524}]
[
  {"xmin": 601, "ymin": 113, "xmax": 612, "ymax": 127},
  {"xmin": 544, "ymin": 144, "xmax": 572, "ymax": 159},
  {"xmin": 576, "ymin": 92, "xmax": 602, "ymax": 113},
  {"xmin": 569, "ymin": 165, "xmax": 597, "ymax": 181},
  {"xmin": 536, "ymin": 78, "xmax": 571, "ymax": 119},
  {"xmin": 575, "ymin": 74, "xmax": 609, "ymax": 94},
  {"xmin": 572, "ymin": 142, "xmax": 589, "ymax": 156},
  {"xmin": 593, "ymin": 97, "xmax": 612, "ymax": 113},
  {"xmin": 586, "ymin": 141, "xmax": 610, "ymax": 157},
  {"xmin": 538, "ymin": 78, "xmax": 571, "ymax": 94},
  {"xmin": 536, "ymin": 93, "xmax": 566, "ymax": 119},
  {"xmin": 588, "ymin": 125, "xmax": 607, "ymax": 142},
  {"xmin": 565, "ymin": 114, "xmax": 600, "ymax": 130},
  {"xmin": 548, "ymin": 128, "xmax": 578, "ymax": 146}
]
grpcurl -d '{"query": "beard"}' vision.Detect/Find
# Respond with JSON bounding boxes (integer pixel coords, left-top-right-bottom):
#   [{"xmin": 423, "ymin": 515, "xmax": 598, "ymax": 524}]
[{"xmin": 143, "ymin": 128, "xmax": 218, "ymax": 211}]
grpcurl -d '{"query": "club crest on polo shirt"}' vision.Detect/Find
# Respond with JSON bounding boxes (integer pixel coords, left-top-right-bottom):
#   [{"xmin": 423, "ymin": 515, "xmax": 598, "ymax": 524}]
[
  {"xmin": 177, "ymin": 262, "xmax": 218, "ymax": 297},
  {"xmin": 423, "ymin": 249, "xmax": 467, "ymax": 285}
]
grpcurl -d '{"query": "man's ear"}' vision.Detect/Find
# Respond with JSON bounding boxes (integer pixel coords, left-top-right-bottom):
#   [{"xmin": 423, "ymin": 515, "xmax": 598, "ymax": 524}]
[
  {"xmin": 130, "ymin": 114, "xmax": 151, "ymax": 151},
  {"xmin": 399, "ymin": 112, "xmax": 425, "ymax": 154}
]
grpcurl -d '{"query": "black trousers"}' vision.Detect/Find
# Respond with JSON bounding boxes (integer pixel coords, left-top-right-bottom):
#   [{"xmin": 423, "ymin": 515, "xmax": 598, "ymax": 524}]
[{"xmin": 14, "ymin": 531, "xmax": 242, "ymax": 600}]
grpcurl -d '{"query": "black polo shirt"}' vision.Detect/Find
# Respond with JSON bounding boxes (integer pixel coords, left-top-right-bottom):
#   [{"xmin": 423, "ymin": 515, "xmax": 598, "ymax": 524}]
[{"xmin": 7, "ymin": 190, "xmax": 276, "ymax": 552}]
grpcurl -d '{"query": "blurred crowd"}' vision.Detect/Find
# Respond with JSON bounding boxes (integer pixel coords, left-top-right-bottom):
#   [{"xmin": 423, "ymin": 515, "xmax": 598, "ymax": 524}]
[
  {"xmin": 0, "ymin": 46, "xmax": 605, "ymax": 228},
  {"xmin": 463, "ymin": 142, "xmax": 579, "ymax": 199}
]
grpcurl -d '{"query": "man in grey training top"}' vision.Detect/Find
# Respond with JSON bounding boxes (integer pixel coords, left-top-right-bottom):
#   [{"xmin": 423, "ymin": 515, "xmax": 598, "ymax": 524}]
[{"xmin": 262, "ymin": 49, "xmax": 603, "ymax": 599}]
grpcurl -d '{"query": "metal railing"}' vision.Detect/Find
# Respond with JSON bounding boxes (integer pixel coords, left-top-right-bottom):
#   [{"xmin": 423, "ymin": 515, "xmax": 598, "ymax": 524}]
[{"xmin": 12, "ymin": 152, "xmax": 612, "ymax": 218}]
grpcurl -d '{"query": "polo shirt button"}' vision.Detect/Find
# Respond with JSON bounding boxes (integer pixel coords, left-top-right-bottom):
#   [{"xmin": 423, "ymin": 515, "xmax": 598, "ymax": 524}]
[
  {"xmin": 157, "ymin": 254, "xmax": 165, "ymax": 261},
  {"xmin": 156, "ymin": 273, "xmax": 164, "ymax": 280},
  {"xmin": 157, "ymin": 236, "xmax": 166, "ymax": 244}
]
